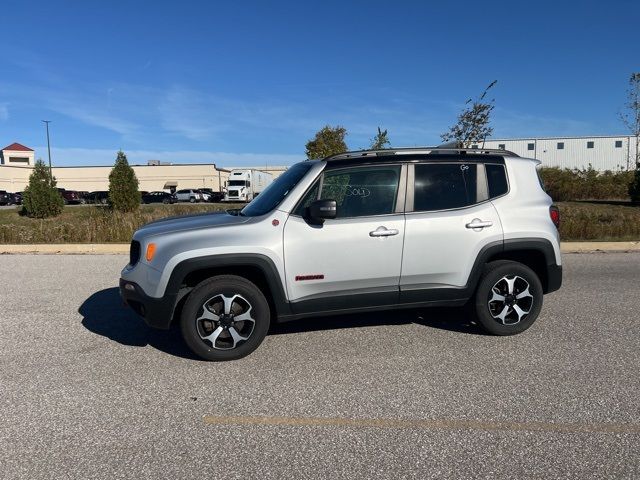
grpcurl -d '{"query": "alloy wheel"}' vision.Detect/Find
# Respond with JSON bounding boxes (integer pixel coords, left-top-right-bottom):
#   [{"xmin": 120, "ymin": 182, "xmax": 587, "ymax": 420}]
[
  {"xmin": 196, "ymin": 294, "xmax": 256, "ymax": 350},
  {"xmin": 487, "ymin": 275, "xmax": 534, "ymax": 325}
]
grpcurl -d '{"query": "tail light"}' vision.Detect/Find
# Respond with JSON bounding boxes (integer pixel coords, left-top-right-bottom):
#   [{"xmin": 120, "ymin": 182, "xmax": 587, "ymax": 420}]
[{"xmin": 549, "ymin": 205, "xmax": 560, "ymax": 229}]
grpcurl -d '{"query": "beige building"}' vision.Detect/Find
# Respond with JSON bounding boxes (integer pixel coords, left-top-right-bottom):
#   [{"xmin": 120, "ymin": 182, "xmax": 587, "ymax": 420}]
[
  {"xmin": 1, "ymin": 143, "xmax": 35, "ymax": 167},
  {"xmin": 0, "ymin": 162, "xmax": 230, "ymax": 193},
  {"xmin": 0, "ymin": 142, "xmax": 294, "ymax": 193}
]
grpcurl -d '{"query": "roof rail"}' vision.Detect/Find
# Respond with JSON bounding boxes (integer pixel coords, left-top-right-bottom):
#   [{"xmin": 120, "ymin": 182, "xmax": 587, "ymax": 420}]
[{"xmin": 324, "ymin": 146, "xmax": 520, "ymax": 161}]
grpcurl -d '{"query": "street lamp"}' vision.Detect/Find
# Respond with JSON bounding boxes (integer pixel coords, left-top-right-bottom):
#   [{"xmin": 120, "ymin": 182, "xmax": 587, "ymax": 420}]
[{"xmin": 42, "ymin": 120, "xmax": 52, "ymax": 176}]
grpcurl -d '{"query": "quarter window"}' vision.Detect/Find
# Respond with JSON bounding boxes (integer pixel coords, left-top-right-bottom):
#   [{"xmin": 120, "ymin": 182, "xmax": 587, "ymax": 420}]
[
  {"xmin": 298, "ymin": 165, "xmax": 401, "ymax": 218},
  {"xmin": 485, "ymin": 164, "xmax": 508, "ymax": 198},
  {"xmin": 413, "ymin": 164, "xmax": 477, "ymax": 212}
]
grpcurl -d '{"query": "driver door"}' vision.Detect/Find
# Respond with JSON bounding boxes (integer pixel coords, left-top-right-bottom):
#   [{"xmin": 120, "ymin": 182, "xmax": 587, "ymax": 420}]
[{"xmin": 283, "ymin": 164, "xmax": 407, "ymax": 315}]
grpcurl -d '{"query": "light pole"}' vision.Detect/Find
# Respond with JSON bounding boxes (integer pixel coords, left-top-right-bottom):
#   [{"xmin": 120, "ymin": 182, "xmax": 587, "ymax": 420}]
[{"xmin": 42, "ymin": 120, "xmax": 52, "ymax": 176}]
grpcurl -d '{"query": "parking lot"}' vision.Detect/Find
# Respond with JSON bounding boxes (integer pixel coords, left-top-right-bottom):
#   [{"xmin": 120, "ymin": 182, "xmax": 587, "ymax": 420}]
[{"xmin": 1, "ymin": 253, "xmax": 639, "ymax": 479}]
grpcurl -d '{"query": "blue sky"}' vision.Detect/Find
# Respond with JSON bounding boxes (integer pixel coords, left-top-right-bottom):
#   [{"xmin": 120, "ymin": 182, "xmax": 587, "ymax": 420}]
[{"xmin": 0, "ymin": 0, "xmax": 638, "ymax": 166}]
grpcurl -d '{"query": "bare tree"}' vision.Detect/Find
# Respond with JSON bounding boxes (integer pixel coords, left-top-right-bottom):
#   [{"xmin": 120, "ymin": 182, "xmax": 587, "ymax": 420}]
[
  {"xmin": 441, "ymin": 80, "xmax": 497, "ymax": 148},
  {"xmin": 620, "ymin": 73, "xmax": 640, "ymax": 170},
  {"xmin": 370, "ymin": 126, "xmax": 390, "ymax": 150}
]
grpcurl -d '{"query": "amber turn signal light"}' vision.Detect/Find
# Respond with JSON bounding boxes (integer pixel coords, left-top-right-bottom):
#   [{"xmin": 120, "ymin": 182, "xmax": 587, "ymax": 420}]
[{"xmin": 146, "ymin": 243, "xmax": 157, "ymax": 262}]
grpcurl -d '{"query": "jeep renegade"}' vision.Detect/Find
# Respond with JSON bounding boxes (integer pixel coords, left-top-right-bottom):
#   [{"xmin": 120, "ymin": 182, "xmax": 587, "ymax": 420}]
[{"xmin": 120, "ymin": 147, "xmax": 562, "ymax": 361}]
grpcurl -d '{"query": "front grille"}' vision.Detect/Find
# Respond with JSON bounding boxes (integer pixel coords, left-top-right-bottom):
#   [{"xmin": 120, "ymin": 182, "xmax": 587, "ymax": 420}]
[
  {"xmin": 129, "ymin": 240, "xmax": 141, "ymax": 266},
  {"xmin": 228, "ymin": 190, "xmax": 239, "ymax": 196}
]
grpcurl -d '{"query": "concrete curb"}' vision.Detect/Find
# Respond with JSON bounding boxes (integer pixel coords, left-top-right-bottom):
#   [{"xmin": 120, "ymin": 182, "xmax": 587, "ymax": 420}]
[
  {"xmin": 0, "ymin": 241, "xmax": 639, "ymax": 255},
  {"xmin": 0, "ymin": 244, "xmax": 130, "ymax": 254},
  {"xmin": 560, "ymin": 241, "xmax": 640, "ymax": 253}
]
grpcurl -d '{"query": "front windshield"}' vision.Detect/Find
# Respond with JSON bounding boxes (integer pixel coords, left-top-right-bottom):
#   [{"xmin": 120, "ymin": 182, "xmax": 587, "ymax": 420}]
[
  {"xmin": 241, "ymin": 162, "xmax": 314, "ymax": 217},
  {"xmin": 228, "ymin": 180, "xmax": 246, "ymax": 186}
]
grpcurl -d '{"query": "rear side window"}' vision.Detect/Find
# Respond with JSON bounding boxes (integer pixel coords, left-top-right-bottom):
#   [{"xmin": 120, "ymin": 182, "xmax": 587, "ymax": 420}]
[
  {"xmin": 414, "ymin": 164, "xmax": 477, "ymax": 211},
  {"xmin": 485, "ymin": 164, "xmax": 508, "ymax": 198}
]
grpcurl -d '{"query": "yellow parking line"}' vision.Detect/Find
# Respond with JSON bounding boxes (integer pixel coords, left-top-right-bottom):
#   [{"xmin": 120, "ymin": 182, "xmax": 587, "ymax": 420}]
[{"xmin": 202, "ymin": 414, "xmax": 640, "ymax": 434}]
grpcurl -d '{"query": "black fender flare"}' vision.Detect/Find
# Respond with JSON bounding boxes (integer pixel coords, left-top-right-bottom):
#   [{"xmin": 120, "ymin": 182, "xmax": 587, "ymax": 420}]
[{"xmin": 165, "ymin": 253, "xmax": 292, "ymax": 318}]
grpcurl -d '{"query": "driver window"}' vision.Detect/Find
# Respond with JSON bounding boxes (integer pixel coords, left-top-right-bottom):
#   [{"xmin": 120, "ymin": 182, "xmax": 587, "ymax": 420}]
[{"xmin": 320, "ymin": 166, "xmax": 401, "ymax": 218}]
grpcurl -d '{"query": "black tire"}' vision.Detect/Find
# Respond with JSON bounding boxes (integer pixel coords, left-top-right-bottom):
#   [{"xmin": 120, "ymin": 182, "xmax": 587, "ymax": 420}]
[
  {"xmin": 180, "ymin": 275, "xmax": 270, "ymax": 361},
  {"xmin": 474, "ymin": 260, "xmax": 543, "ymax": 336},
  {"xmin": 162, "ymin": 198, "xmax": 170, "ymax": 204},
  {"xmin": 189, "ymin": 197, "xmax": 196, "ymax": 203}
]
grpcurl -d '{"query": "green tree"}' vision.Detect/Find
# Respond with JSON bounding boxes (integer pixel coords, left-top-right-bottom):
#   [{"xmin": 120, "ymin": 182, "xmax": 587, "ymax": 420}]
[
  {"xmin": 108, "ymin": 150, "xmax": 140, "ymax": 212},
  {"xmin": 620, "ymin": 73, "xmax": 640, "ymax": 200},
  {"xmin": 370, "ymin": 126, "xmax": 390, "ymax": 150},
  {"xmin": 441, "ymin": 80, "xmax": 497, "ymax": 148},
  {"xmin": 22, "ymin": 159, "xmax": 64, "ymax": 218},
  {"xmin": 305, "ymin": 125, "xmax": 348, "ymax": 159}
]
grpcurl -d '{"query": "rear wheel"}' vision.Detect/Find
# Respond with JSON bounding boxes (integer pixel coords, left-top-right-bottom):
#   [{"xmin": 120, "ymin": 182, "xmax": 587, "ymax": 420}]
[
  {"xmin": 180, "ymin": 275, "xmax": 270, "ymax": 361},
  {"xmin": 474, "ymin": 260, "xmax": 543, "ymax": 335}
]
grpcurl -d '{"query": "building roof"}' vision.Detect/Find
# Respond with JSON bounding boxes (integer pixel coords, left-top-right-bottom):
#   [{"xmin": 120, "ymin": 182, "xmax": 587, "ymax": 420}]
[{"xmin": 2, "ymin": 142, "xmax": 34, "ymax": 152}]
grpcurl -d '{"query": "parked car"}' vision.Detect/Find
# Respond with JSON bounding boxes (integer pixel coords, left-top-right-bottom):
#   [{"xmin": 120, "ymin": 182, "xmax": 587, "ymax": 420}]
[
  {"xmin": 57, "ymin": 188, "xmax": 82, "ymax": 205},
  {"xmin": 199, "ymin": 188, "xmax": 224, "ymax": 203},
  {"xmin": 121, "ymin": 146, "xmax": 562, "ymax": 361},
  {"xmin": 175, "ymin": 189, "xmax": 203, "ymax": 203},
  {"xmin": 86, "ymin": 191, "xmax": 110, "ymax": 205},
  {"xmin": 142, "ymin": 191, "xmax": 177, "ymax": 204},
  {"xmin": 10, "ymin": 192, "xmax": 22, "ymax": 205},
  {"xmin": 0, "ymin": 190, "xmax": 12, "ymax": 206},
  {"xmin": 195, "ymin": 189, "xmax": 211, "ymax": 202}
]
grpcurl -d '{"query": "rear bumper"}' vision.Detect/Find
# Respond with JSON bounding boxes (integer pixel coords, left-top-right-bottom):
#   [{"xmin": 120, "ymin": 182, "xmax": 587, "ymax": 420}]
[
  {"xmin": 546, "ymin": 264, "xmax": 562, "ymax": 293},
  {"xmin": 119, "ymin": 278, "xmax": 177, "ymax": 329}
]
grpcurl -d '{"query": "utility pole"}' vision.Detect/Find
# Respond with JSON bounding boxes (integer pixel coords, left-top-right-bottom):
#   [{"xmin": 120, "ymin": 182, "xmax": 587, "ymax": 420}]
[{"xmin": 42, "ymin": 120, "xmax": 52, "ymax": 177}]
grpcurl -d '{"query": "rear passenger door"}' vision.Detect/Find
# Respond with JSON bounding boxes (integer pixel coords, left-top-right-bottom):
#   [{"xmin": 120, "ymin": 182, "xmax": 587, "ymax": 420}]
[{"xmin": 399, "ymin": 162, "xmax": 504, "ymax": 303}]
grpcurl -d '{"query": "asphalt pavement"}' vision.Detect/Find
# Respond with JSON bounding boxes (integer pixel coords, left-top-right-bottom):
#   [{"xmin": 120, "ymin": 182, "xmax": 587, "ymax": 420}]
[{"xmin": 1, "ymin": 253, "xmax": 639, "ymax": 479}]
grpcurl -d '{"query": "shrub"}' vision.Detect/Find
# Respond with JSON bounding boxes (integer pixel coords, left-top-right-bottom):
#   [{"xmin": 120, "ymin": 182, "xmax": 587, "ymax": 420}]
[
  {"xmin": 629, "ymin": 165, "xmax": 640, "ymax": 202},
  {"xmin": 21, "ymin": 159, "xmax": 64, "ymax": 218},
  {"xmin": 539, "ymin": 166, "xmax": 634, "ymax": 202},
  {"xmin": 108, "ymin": 151, "xmax": 140, "ymax": 212}
]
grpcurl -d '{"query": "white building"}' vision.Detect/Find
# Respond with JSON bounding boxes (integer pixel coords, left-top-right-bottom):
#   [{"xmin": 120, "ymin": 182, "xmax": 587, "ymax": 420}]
[{"xmin": 476, "ymin": 135, "xmax": 639, "ymax": 171}]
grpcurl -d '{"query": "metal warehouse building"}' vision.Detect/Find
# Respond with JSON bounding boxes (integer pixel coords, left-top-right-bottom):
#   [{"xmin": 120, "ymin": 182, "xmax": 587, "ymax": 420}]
[{"xmin": 478, "ymin": 135, "xmax": 639, "ymax": 171}]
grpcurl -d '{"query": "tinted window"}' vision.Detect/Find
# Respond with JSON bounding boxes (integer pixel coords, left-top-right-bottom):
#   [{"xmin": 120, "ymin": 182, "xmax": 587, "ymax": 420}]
[
  {"xmin": 315, "ymin": 166, "xmax": 401, "ymax": 218},
  {"xmin": 414, "ymin": 164, "xmax": 477, "ymax": 212},
  {"xmin": 486, "ymin": 164, "xmax": 508, "ymax": 198},
  {"xmin": 527, "ymin": 143, "xmax": 535, "ymax": 151},
  {"xmin": 615, "ymin": 140, "xmax": 623, "ymax": 148},
  {"xmin": 557, "ymin": 142, "xmax": 564, "ymax": 150},
  {"xmin": 241, "ymin": 162, "xmax": 313, "ymax": 217},
  {"xmin": 587, "ymin": 141, "xmax": 594, "ymax": 149},
  {"xmin": 498, "ymin": 144, "xmax": 506, "ymax": 150}
]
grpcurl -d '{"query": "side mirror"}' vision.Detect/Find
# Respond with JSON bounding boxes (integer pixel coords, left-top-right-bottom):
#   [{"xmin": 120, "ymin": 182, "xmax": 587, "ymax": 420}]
[{"xmin": 308, "ymin": 199, "xmax": 337, "ymax": 221}]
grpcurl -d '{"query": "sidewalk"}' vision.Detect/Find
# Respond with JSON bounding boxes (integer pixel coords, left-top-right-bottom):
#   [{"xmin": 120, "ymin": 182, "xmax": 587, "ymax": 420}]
[{"xmin": 1, "ymin": 242, "xmax": 639, "ymax": 254}]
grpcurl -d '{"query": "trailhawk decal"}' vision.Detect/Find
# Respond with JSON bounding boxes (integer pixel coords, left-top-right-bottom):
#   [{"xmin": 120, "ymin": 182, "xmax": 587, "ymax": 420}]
[{"xmin": 295, "ymin": 274, "xmax": 325, "ymax": 282}]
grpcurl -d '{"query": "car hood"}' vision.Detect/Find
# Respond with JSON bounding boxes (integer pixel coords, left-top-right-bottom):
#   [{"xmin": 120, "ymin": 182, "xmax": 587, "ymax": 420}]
[{"xmin": 135, "ymin": 211, "xmax": 251, "ymax": 238}]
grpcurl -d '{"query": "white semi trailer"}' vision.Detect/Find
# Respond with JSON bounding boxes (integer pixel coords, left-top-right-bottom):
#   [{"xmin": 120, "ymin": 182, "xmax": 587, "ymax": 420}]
[{"xmin": 224, "ymin": 169, "xmax": 273, "ymax": 202}]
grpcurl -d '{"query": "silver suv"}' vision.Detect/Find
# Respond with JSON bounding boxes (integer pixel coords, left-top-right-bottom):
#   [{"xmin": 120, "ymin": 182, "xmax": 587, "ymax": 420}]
[{"xmin": 120, "ymin": 147, "xmax": 562, "ymax": 361}]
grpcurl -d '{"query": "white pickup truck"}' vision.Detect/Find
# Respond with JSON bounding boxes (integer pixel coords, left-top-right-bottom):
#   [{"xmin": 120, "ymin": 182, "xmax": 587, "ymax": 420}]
[{"xmin": 224, "ymin": 169, "xmax": 273, "ymax": 202}]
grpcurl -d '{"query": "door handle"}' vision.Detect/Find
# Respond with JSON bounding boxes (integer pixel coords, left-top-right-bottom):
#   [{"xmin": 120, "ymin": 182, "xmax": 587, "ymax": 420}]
[
  {"xmin": 465, "ymin": 219, "xmax": 493, "ymax": 229},
  {"xmin": 369, "ymin": 226, "xmax": 399, "ymax": 237}
]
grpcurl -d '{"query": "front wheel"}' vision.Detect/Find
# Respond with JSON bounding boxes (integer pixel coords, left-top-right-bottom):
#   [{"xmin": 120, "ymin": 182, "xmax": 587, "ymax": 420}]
[
  {"xmin": 180, "ymin": 275, "xmax": 271, "ymax": 361},
  {"xmin": 474, "ymin": 260, "xmax": 543, "ymax": 336}
]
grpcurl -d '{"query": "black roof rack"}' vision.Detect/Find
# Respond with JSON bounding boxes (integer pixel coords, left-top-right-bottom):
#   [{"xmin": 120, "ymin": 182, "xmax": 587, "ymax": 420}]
[{"xmin": 324, "ymin": 146, "xmax": 519, "ymax": 161}]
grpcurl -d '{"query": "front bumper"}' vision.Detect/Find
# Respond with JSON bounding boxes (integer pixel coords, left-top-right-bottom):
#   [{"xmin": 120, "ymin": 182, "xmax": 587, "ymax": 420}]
[{"xmin": 119, "ymin": 278, "xmax": 177, "ymax": 329}]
